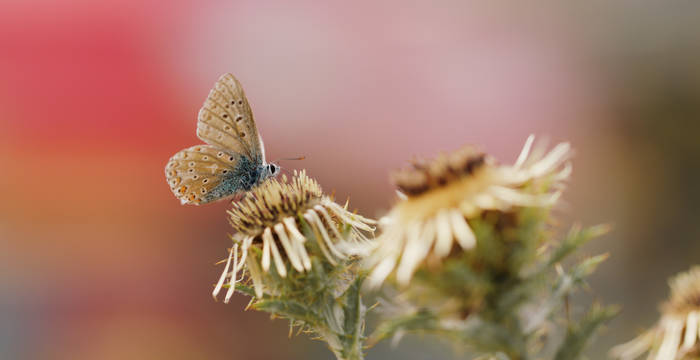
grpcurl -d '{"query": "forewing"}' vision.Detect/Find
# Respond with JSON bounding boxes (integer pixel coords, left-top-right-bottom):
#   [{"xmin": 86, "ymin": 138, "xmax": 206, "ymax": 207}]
[
  {"xmin": 165, "ymin": 145, "xmax": 242, "ymax": 205},
  {"xmin": 196, "ymin": 73, "xmax": 263, "ymax": 162}
]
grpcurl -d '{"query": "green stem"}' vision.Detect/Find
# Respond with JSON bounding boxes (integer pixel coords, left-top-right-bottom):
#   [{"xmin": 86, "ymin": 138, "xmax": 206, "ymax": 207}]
[
  {"xmin": 305, "ymin": 271, "xmax": 366, "ymax": 360},
  {"xmin": 319, "ymin": 329, "xmax": 363, "ymax": 360}
]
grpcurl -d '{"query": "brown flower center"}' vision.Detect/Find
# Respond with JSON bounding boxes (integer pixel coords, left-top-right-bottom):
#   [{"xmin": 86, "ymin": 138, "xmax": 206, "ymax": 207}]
[
  {"xmin": 228, "ymin": 172, "xmax": 324, "ymax": 236},
  {"xmin": 391, "ymin": 146, "xmax": 488, "ymax": 196}
]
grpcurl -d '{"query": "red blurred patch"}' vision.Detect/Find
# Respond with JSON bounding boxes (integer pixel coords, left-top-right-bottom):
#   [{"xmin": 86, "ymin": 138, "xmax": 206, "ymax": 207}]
[{"xmin": 0, "ymin": 1, "xmax": 190, "ymax": 149}]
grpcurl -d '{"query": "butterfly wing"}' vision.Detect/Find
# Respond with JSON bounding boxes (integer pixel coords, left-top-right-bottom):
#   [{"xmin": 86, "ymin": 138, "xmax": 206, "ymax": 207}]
[
  {"xmin": 165, "ymin": 145, "xmax": 245, "ymax": 205},
  {"xmin": 196, "ymin": 73, "xmax": 264, "ymax": 163}
]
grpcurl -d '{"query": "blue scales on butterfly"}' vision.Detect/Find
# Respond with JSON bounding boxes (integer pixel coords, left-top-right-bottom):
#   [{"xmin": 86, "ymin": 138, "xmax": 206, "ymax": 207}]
[{"xmin": 202, "ymin": 155, "xmax": 278, "ymax": 203}]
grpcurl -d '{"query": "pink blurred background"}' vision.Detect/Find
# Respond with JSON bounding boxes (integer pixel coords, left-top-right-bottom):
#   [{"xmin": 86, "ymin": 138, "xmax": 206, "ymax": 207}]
[{"xmin": 2, "ymin": 1, "xmax": 699, "ymax": 359}]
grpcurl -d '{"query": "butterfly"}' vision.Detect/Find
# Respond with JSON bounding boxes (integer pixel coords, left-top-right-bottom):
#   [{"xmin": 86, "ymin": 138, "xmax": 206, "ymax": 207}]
[{"xmin": 165, "ymin": 73, "xmax": 280, "ymax": 205}]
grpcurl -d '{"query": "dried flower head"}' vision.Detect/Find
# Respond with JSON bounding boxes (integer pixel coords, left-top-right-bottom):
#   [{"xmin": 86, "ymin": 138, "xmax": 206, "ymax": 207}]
[
  {"xmin": 364, "ymin": 135, "xmax": 571, "ymax": 288},
  {"xmin": 212, "ymin": 170, "xmax": 375, "ymax": 303},
  {"xmin": 611, "ymin": 266, "xmax": 700, "ymax": 360}
]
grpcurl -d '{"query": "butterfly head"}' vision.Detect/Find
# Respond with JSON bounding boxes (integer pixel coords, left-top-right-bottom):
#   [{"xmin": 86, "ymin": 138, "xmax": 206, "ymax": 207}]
[{"xmin": 264, "ymin": 163, "xmax": 281, "ymax": 179}]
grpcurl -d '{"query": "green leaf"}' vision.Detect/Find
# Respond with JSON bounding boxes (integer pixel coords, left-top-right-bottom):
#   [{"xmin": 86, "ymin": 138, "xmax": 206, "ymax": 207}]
[
  {"xmin": 554, "ymin": 304, "xmax": 619, "ymax": 360},
  {"xmin": 547, "ymin": 224, "xmax": 611, "ymax": 267},
  {"xmin": 253, "ymin": 299, "xmax": 322, "ymax": 324},
  {"xmin": 232, "ymin": 283, "xmax": 255, "ymax": 297},
  {"xmin": 570, "ymin": 254, "xmax": 609, "ymax": 286}
]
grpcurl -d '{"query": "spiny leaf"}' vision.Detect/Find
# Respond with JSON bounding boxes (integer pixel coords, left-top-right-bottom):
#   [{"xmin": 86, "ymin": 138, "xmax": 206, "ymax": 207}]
[
  {"xmin": 547, "ymin": 224, "xmax": 611, "ymax": 267},
  {"xmin": 554, "ymin": 304, "xmax": 619, "ymax": 360},
  {"xmin": 570, "ymin": 253, "xmax": 609, "ymax": 284},
  {"xmin": 232, "ymin": 283, "xmax": 255, "ymax": 297},
  {"xmin": 253, "ymin": 299, "xmax": 322, "ymax": 324}
]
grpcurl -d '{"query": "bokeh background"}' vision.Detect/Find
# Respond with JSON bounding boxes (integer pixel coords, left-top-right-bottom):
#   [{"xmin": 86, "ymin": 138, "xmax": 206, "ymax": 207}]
[{"xmin": 2, "ymin": 1, "xmax": 699, "ymax": 359}]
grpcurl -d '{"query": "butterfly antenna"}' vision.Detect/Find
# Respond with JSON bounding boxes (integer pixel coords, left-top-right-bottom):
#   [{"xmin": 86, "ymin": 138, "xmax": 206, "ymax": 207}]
[
  {"xmin": 275, "ymin": 156, "xmax": 305, "ymax": 177},
  {"xmin": 274, "ymin": 156, "xmax": 306, "ymax": 162}
]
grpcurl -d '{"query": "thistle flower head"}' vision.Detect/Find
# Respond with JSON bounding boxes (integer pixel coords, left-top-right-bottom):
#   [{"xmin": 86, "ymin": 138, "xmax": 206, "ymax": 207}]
[
  {"xmin": 665, "ymin": 266, "xmax": 700, "ymax": 316},
  {"xmin": 611, "ymin": 266, "xmax": 700, "ymax": 360},
  {"xmin": 212, "ymin": 170, "xmax": 375, "ymax": 303},
  {"xmin": 365, "ymin": 135, "xmax": 572, "ymax": 288}
]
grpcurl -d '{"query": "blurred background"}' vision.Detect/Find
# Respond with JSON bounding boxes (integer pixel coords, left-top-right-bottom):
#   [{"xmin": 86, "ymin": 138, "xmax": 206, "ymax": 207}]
[{"xmin": 2, "ymin": 1, "xmax": 699, "ymax": 359}]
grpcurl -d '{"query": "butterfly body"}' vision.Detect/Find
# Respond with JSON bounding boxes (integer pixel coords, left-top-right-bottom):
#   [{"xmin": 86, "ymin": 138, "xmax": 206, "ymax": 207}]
[
  {"xmin": 202, "ymin": 156, "xmax": 277, "ymax": 203},
  {"xmin": 165, "ymin": 74, "xmax": 280, "ymax": 205}
]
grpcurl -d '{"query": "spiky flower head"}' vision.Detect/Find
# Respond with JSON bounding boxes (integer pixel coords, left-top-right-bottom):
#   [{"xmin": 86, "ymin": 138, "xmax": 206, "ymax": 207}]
[
  {"xmin": 611, "ymin": 266, "xmax": 700, "ymax": 360},
  {"xmin": 364, "ymin": 135, "xmax": 571, "ymax": 288},
  {"xmin": 212, "ymin": 170, "xmax": 375, "ymax": 303}
]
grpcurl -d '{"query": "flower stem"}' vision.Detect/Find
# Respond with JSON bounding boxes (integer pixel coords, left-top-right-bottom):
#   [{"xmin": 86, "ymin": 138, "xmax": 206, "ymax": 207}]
[{"xmin": 319, "ymin": 274, "xmax": 366, "ymax": 360}]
